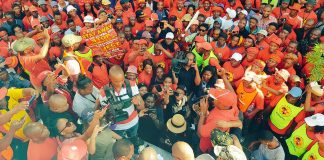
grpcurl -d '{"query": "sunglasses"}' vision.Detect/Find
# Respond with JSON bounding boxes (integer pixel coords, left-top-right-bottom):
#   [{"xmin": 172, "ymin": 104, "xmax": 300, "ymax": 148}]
[
  {"xmin": 59, "ymin": 121, "xmax": 72, "ymax": 134},
  {"xmin": 199, "ymin": 29, "xmax": 207, "ymax": 32}
]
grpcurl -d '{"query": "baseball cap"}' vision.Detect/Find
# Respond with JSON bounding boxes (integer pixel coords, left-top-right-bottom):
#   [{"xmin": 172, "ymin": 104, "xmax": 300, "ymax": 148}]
[
  {"xmin": 257, "ymin": 30, "xmax": 268, "ymax": 36},
  {"xmin": 62, "ymin": 34, "xmax": 82, "ymax": 47},
  {"xmin": 84, "ymin": 15, "xmax": 94, "ymax": 23},
  {"xmin": 13, "ymin": 37, "xmax": 36, "ymax": 52},
  {"xmin": 136, "ymin": 10, "xmax": 145, "ymax": 18},
  {"xmin": 226, "ymin": 8, "xmax": 236, "ymax": 19},
  {"xmin": 196, "ymin": 42, "xmax": 212, "ymax": 51},
  {"xmin": 310, "ymin": 82, "xmax": 324, "ymax": 96},
  {"xmin": 239, "ymin": 10, "xmax": 248, "ymax": 16},
  {"xmin": 288, "ymin": 87, "xmax": 302, "ymax": 98},
  {"xmin": 165, "ymin": 32, "xmax": 174, "ymax": 39},
  {"xmin": 50, "ymin": 1, "xmax": 58, "ymax": 7},
  {"xmin": 230, "ymin": 53, "xmax": 242, "ymax": 61},
  {"xmin": 208, "ymin": 88, "xmax": 237, "ymax": 107},
  {"xmin": 38, "ymin": 0, "xmax": 47, "ymax": 6},
  {"xmin": 5, "ymin": 56, "xmax": 18, "ymax": 68},
  {"xmin": 0, "ymin": 87, "xmax": 8, "ymax": 100},
  {"xmin": 116, "ymin": 18, "xmax": 123, "ymax": 23},
  {"xmin": 142, "ymin": 31, "xmax": 152, "ymax": 39},
  {"xmin": 66, "ymin": 5, "xmax": 77, "ymax": 13},
  {"xmin": 57, "ymin": 139, "xmax": 88, "ymax": 160},
  {"xmin": 246, "ymin": 47, "xmax": 259, "ymax": 55},
  {"xmin": 276, "ymin": 69, "xmax": 290, "ymax": 82},
  {"xmin": 40, "ymin": 16, "xmax": 49, "ymax": 23},
  {"xmin": 242, "ymin": 71, "xmax": 257, "ymax": 82},
  {"xmin": 305, "ymin": 113, "xmax": 324, "ymax": 127},
  {"xmin": 126, "ymin": 65, "xmax": 138, "ymax": 74}
]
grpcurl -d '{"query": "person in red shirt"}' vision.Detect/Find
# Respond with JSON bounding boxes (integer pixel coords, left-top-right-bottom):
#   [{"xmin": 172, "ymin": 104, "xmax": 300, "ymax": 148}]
[
  {"xmin": 258, "ymin": 35, "xmax": 284, "ymax": 62},
  {"xmin": 242, "ymin": 35, "xmax": 256, "ymax": 57},
  {"xmin": 261, "ymin": 69, "xmax": 290, "ymax": 106},
  {"xmin": 66, "ymin": 5, "xmax": 84, "ymax": 27},
  {"xmin": 223, "ymin": 53, "xmax": 245, "ymax": 83},
  {"xmin": 298, "ymin": 0, "xmax": 318, "ymax": 24},
  {"xmin": 281, "ymin": 53, "xmax": 298, "ymax": 75},
  {"xmin": 225, "ymin": 0, "xmax": 244, "ymax": 11},
  {"xmin": 169, "ymin": 0, "xmax": 186, "ymax": 20},
  {"xmin": 198, "ymin": 69, "xmax": 242, "ymax": 153},
  {"xmin": 278, "ymin": 25, "xmax": 293, "ymax": 49},
  {"xmin": 87, "ymin": 54, "xmax": 109, "ymax": 89},
  {"xmin": 37, "ymin": 0, "xmax": 54, "ymax": 24},
  {"xmin": 271, "ymin": 0, "xmax": 290, "ymax": 19},
  {"xmin": 138, "ymin": 59, "xmax": 154, "ymax": 87},
  {"xmin": 212, "ymin": 32, "xmax": 231, "ymax": 62},
  {"xmin": 281, "ymin": 3, "xmax": 303, "ymax": 29},
  {"xmin": 136, "ymin": 0, "xmax": 152, "ymax": 19},
  {"xmin": 132, "ymin": 10, "xmax": 146, "ymax": 35},
  {"xmin": 128, "ymin": 39, "xmax": 152, "ymax": 72},
  {"xmin": 241, "ymin": 47, "xmax": 259, "ymax": 69},
  {"xmin": 0, "ymin": 29, "xmax": 15, "ymax": 58},
  {"xmin": 198, "ymin": 0, "xmax": 212, "ymax": 18},
  {"xmin": 52, "ymin": 11, "xmax": 68, "ymax": 31},
  {"xmin": 255, "ymin": 30, "xmax": 269, "ymax": 51},
  {"xmin": 264, "ymin": 54, "xmax": 281, "ymax": 75}
]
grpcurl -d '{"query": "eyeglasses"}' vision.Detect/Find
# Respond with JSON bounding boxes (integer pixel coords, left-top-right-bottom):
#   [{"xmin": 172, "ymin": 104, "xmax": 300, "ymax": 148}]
[
  {"xmin": 199, "ymin": 29, "xmax": 207, "ymax": 32},
  {"xmin": 59, "ymin": 121, "xmax": 72, "ymax": 134}
]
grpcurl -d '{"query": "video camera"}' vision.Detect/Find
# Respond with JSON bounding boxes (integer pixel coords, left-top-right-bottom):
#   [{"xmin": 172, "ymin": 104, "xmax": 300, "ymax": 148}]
[{"xmin": 171, "ymin": 51, "xmax": 188, "ymax": 75}]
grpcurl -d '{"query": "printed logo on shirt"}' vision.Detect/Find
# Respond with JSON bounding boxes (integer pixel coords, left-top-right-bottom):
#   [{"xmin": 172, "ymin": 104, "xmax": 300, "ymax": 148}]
[
  {"xmin": 293, "ymin": 136, "xmax": 304, "ymax": 148},
  {"xmin": 279, "ymin": 105, "xmax": 291, "ymax": 117},
  {"xmin": 307, "ymin": 154, "xmax": 317, "ymax": 160}
]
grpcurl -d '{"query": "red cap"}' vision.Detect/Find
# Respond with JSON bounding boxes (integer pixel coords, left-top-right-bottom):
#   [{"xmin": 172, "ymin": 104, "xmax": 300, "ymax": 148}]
[
  {"xmin": 270, "ymin": 54, "xmax": 282, "ymax": 64},
  {"xmin": 57, "ymin": 139, "xmax": 88, "ymax": 160},
  {"xmin": 195, "ymin": 36, "xmax": 205, "ymax": 43},
  {"xmin": 5, "ymin": 56, "xmax": 18, "ymax": 68},
  {"xmin": 34, "ymin": 70, "xmax": 52, "ymax": 87},
  {"xmin": 212, "ymin": 6, "xmax": 223, "ymax": 13},
  {"xmin": 145, "ymin": 20, "xmax": 153, "ymax": 27},
  {"xmin": 289, "ymin": 3, "xmax": 301, "ymax": 11},
  {"xmin": 0, "ymin": 87, "xmax": 8, "ymax": 100},
  {"xmin": 209, "ymin": 88, "xmax": 237, "ymax": 107},
  {"xmin": 197, "ymin": 42, "xmax": 212, "ymax": 51},
  {"xmin": 151, "ymin": 13, "xmax": 159, "ymax": 21},
  {"xmin": 246, "ymin": 47, "xmax": 259, "ymax": 55},
  {"xmin": 270, "ymin": 35, "xmax": 282, "ymax": 46}
]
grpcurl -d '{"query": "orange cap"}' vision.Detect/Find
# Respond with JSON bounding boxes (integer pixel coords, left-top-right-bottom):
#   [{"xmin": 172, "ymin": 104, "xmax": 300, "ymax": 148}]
[
  {"xmin": 270, "ymin": 35, "xmax": 282, "ymax": 46},
  {"xmin": 197, "ymin": 42, "xmax": 212, "ymax": 51},
  {"xmin": 209, "ymin": 88, "xmax": 237, "ymax": 107},
  {"xmin": 246, "ymin": 47, "xmax": 259, "ymax": 55}
]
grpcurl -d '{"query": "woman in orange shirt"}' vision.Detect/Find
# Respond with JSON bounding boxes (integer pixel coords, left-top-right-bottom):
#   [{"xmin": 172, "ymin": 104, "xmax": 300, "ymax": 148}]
[
  {"xmin": 66, "ymin": 5, "xmax": 84, "ymax": 27},
  {"xmin": 138, "ymin": 59, "xmax": 154, "ymax": 87}
]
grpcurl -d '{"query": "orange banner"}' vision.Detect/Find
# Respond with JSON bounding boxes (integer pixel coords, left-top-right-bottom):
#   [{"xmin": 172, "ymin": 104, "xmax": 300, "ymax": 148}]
[{"xmin": 81, "ymin": 22, "xmax": 121, "ymax": 58}]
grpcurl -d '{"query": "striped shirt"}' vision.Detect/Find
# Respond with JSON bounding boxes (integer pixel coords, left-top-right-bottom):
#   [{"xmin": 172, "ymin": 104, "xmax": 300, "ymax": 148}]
[{"xmin": 99, "ymin": 81, "xmax": 139, "ymax": 130}]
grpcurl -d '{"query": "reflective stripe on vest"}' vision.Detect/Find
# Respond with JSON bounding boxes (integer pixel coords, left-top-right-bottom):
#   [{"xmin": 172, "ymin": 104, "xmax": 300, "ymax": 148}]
[
  {"xmin": 302, "ymin": 143, "xmax": 323, "ymax": 160},
  {"xmin": 147, "ymin": 44, "xmax": 154, "ymax": 54},
  {"xmin": 236, "ymin": 82, "xmax": 258, "ymax": 112},
  {"xmin": 286, "ymin": 124, "xmax": 314, "ymax": 157},
  {"xmin": 270, "ymin": 96, "xmax": 304, "ymax": 130}
]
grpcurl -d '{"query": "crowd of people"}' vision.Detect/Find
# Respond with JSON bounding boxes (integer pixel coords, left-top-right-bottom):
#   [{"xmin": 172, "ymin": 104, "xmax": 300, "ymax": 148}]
[{"xmin": 0, "ymin": 0, "xmax": 323, "ymax": 159}]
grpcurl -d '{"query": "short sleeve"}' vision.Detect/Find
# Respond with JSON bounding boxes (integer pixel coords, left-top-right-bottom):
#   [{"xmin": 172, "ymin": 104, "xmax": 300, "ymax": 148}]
[{"xmin": 7, "ymin": 88, "xmax": 24, "ymax": 101}]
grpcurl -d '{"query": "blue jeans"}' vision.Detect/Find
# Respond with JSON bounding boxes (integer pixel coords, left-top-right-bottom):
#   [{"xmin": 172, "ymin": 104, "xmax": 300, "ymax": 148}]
[{"xmin": 114, "ymin": 122, "xmax": 139, "ymax": 139}]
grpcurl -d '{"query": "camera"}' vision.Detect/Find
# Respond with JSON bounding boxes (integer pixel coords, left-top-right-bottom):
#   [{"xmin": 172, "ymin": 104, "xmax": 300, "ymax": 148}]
[{"xmin": 171, "ymin": 51, "xmax": 188, "ymax": 75}]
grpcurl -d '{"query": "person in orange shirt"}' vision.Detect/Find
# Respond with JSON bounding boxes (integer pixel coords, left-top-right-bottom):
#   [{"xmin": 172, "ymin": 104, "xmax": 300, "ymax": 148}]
[
  {"xmin": 281, "ymin": 53, "xmax": 298, "ymax": 76},
  {"xmin": 137, "ymin": 0, "xmax": 152, "ymax": 19},
  {"xmin": 281, "ymin": 3, "xmax": 303, "ymax": 29},
  {"xmin": 255, "ymin": 30, "xmax": 269, "ymax": 51},
  {"xmin": 271, "ymin": 0, "xmax": 290, "ymax": 19},
  {"xmin": 264, "ymin": 54, "xmax": 281, "ymax": 75},
  {"xmin": 87, "ymin": 54, "xmax": 109, "ymax": 89},
  {"xmin": 37, "ymin": 0, "xmax": 54, "ymax": 23},
  {"xmin": 128, "ymin": 39, "xmax": 152, "ymax": 72},
  {"xmin": 138, "ymin": 59, "xmax": 154, "ymax": 87},
  {"xmin": 242, "ymin": 35, "xmax": 256, "ymax": 56},
  {"xmin": 258, "ymin": 35, "xmax": 284, "ymax": 62},
  {"xmin": 66, "ymin": 5, "xmax": 84, "ymax": 27},
  {"xmin": 52, "ymin": 11, "xmax": 68, "ymax": 31},
  {"xmin": 114, "ymin": 5, "xmax": 129, "ymax": 25},
  {"xmin": 223, "ymin": 53, "xmax": 245, "ymax": 83},
  {"xmin": 304, "ymin": 83, "xmax": 324, "ymax": 115},
  {"xmin": 298, "ymin": 0, "xmax": 318, "ymax": 25},
  {"xmin": 169, "ymin": 0, "xmax": 186, "ymax": 20},
  {"xmin": 261, "ymin": 69, "xmax": 290, "ymax": 106},
  {"xmin": 278, "ymin": 25, "xmax": 293, "ymax": 49},
  {"xmin": 211, "ymin": 32, "xmax": 231, "ymax": 62},
  {"xmin": 225, "ymin": 0, "xmax": 244, "ymax": 10},
  {"xmin": 131, "ymin": 10, "xmax": 146, "ymax": 35},
  {"xmin": 283, "ymin": 40, "xmax": 303, "ymax": 66},
  {"xmin": 241, "ymin": 47, "xmax": 259, "ymax": 69},
  {"xmin": 228, "ymin": 34, "xmax": 245, "ymax": 55},
  {"xmin": 198, "ymin": 0, "xmax": 212, "ymax": 18}
]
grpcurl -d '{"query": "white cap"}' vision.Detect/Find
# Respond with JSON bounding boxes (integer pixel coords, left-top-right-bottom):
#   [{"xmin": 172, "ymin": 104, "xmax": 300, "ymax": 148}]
[
  {"xmin": 310, "ymin": 82, "xmax": 324, "ymax": 96},
  {"xmin": 258, "ymin": 30, "xmax": 268, "ymax": 36},
  {"xmin": 84, "ymin": 15, "xmax": 94, "ymax": 23},
  {"xmin": 165, "ymin": 32, "xmax": 174, "ymax": 39},
  {"xmin": 196, "ymin": 154, "xmax": 215, "ymax": 160},
  {"xmin": 305, "ymin": 113, "xmax": 324, "ymax": 127},
  {"xmin": 230, "ymin": 52, "xmax": 243, "ymax": 61},
  {"xmin": 66, "ymin": 5, "xmax": 77, "ymax": 13},
  {"xmin": 239, "ymin": 10, "xmax": 248, "ymax": 16},
  {"xmin": 276, "ymin": 69, "xmax": 290, "ymax": 82},
  {"xmin": 226, "ymin": 8, "xmax": 237, "ymax": 19}
]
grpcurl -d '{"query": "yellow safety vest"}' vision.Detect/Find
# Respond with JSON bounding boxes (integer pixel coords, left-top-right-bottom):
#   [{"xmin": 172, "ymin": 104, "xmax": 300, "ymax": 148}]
[
  {"xmin": 236, "ymin": 82, "xmax": 258, "ymax": 112},
  {"xmin": 202, "ymin": 52, "xmax": 217, "ymax": 69},
  {"xmin": 148, "ymin": 44, "xmax": 154, "ymax": 54},
  {"xmin": 74, "ymin": 49, "xmax": 93, "ymax": 62},
  {"xmin": 286, "ymin": 123, "xmax": 314, "ymax": 157},
  {"xmin": 270, "ymin": 96, "xmax": 304, "ymax": 130},
  {"xmin": 302, "ymin": 143, "xmax": 323, "ymax": 160},
  {"xmin": 192, "ymin": 47, "xmax": 203, "ymax": 67}
]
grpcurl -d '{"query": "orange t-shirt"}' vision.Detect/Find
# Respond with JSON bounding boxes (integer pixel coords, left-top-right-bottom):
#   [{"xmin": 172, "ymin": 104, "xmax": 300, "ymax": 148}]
[
  {"xmin": 241, "ymin": 59, "xmax": 257, "ymax": 69},
  {"xmin": 27, "ymin": 138, "xmax": 58, "ymax": 160},
  {"xmin": 128, "ymin": 52, "xmax": 152, "ymax": 72},
  {"xmin": 131, "ymin": 22, "xmax": 145, "ymax": 35},
  {"xmin": 89, "ymin": 63, "xmax": 110, "ymax": 89},
  {"xmin": 272, "ymin": 7, "xmax": 290, "ymax": 19},
  {"xmin": 138, "ymin": 71, "xmax": 153, "ymax": 87},
  {"xmin": 281, "ymin": 14, "xmax": 303, "ymax": 29},
  {"xmin": 258, "ymin": 49, "xmax": 284, "ymax": 62},
  {"xmin": 169, "ymin": 8, "xmax": 186, "ymax": 19},
  {"xmin": 298, "ymin": 10, "xmax": 318, "ymax": 24},
  {"xmin": 223, "ymin": 61, "xmax": 245, "ymax": 82},
  {"xmin": 198, "ymin": 8, "xmax": 212, "ymax": 18},
  {"xmin": 261, "ymin": 76, "xmax": 289, "ymax": 105},
  {"xmin": 0, "ymin": 133, "xmax": 13, "ymax": 160},
  {"xmin": 211, "ymin": 42, "xmax": 232, "ymax": 61}
]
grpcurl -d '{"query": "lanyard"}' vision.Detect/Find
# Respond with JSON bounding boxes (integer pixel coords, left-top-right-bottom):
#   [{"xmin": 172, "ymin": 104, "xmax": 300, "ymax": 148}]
[{"xmin": 82, "ymin": 93, "xmax": 96, "ymax": 104}]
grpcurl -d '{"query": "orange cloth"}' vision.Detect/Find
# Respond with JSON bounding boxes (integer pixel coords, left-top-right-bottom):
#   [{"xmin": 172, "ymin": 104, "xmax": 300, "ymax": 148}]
[
  {"xmin": 88, "ymin": 62, "xmax": 110, "ymax": 89},
  {"xmin": 261, "ymin": 76, "xmax": 289, "ymax": 106},
  {"xmin": 272, "ymin": 7, "xmax": 290, "ymax": 19},
  {"xmin": 169, "ymin": 8, "xmax": 186, "ymax": 19},
  {"xmin": 281, "ymin": 14, "xmax": 303, "ymax": 29},
  {"xmin": 131, "ymin": 22, "xmax": 145, "ymax": 35},
  {"xmin": 198, "ymin": 8, "xmax": 212, "ymax": 18},
  {"xmin": 138, "ymin": 71, "xmax": 153, "ymax": 86},
  {"xmin": 27, "ymin": 138, "xmax": 58, "ymax": 160},
  {"xmin": 258, "ymin": 48, "xmax": 284, "ymax": 62},
  {"xmin": 0, "ymin": 133, "xmax": 13, "ymax": 160},
  {"xmin": 211, "ymin": 42, "xmax": 232, "ymax": 61},
  {"xmin": 298, "ymin": 9, "xmax": 318, "ymax": 24},
  {"xmin": 72, "ymin": 16, "xmax": 84, "ymax": 27}
]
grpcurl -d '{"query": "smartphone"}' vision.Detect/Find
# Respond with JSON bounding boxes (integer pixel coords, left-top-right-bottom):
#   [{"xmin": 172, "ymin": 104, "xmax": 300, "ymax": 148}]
[
  {"xmin": 28, "ymin": 95, "xmax": 36, "ymax": 106},
  {"xmin": 159, "ymin": 22, "xmax": 164, "ymax": 28},
  {"xmin": 155, "ymin": 85, "xmax": 162, "ymax": 92}
]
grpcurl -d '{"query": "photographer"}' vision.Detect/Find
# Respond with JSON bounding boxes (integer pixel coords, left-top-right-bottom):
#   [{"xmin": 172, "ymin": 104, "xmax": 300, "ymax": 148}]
[
  {"xmin": 197, "ymin": 68, "xmax": 242, "ymax": 153},
  {"xmin": 99, "ymin": 65, "xmax": 144, "ymax": 140}
]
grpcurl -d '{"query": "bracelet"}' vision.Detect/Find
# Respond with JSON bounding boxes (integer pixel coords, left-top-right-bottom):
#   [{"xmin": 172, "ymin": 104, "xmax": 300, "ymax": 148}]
[{"xmin": 199, "ymin": 112, "xmax": 206, "ymax": 117}]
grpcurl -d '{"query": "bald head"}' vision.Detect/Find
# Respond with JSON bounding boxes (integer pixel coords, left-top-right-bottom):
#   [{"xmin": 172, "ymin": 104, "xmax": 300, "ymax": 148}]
[
  {"xmin": 172, "ymin": 141, "xmax": 195, "ymax": 160},
  {"xmin": 23, "ymin": 122, "xmax": 50, "ymax": 142},
  {"xmin": 48, "ymin": 94, "xmax": 68, "ymax": 113},
  {"xmin": 138, "ymin": 147, "xmax": 158, "ymax": 160},
  {"xmin": 109, "ymin": 65, "xmax": 124, "ymax": 77}
]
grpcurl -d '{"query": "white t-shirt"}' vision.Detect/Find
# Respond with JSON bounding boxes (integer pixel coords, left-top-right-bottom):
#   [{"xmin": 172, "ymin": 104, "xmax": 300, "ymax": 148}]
[
  {"xmin": 220, "ymin": 16, "xmax": 234, "ymax": 30},
  {"xmin": 73, "ymin": 87, "xmax": 100, "ymax": 117},
  {"xmin": 65, "ymin": 59, "xmax": 81, "ymax": 75}
]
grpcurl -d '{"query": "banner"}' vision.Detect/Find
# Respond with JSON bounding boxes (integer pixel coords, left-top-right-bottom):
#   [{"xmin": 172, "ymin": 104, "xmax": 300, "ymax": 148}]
[{"xmin": 81, "ymin": 22, "xmax": 121, "ymax": 58}]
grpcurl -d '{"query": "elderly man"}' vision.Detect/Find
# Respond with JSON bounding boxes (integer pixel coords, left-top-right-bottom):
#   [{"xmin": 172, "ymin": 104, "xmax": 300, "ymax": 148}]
[{"xmin": 172, "ymin": 141, "xmax": 195, "ymax": 160}]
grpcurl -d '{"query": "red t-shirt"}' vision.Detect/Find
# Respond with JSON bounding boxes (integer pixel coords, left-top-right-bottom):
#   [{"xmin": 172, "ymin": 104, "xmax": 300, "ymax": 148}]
[
  {"xmin": 138, "ymin": 71, "xmax": 153, "ymax": 87},
  {"xmin": 223, "ymin": 61, "xmax": 245, "ymax": 82},
  {"xmin": 27, "ymin": 138, "xmax": 58, "ymax": 160}
]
